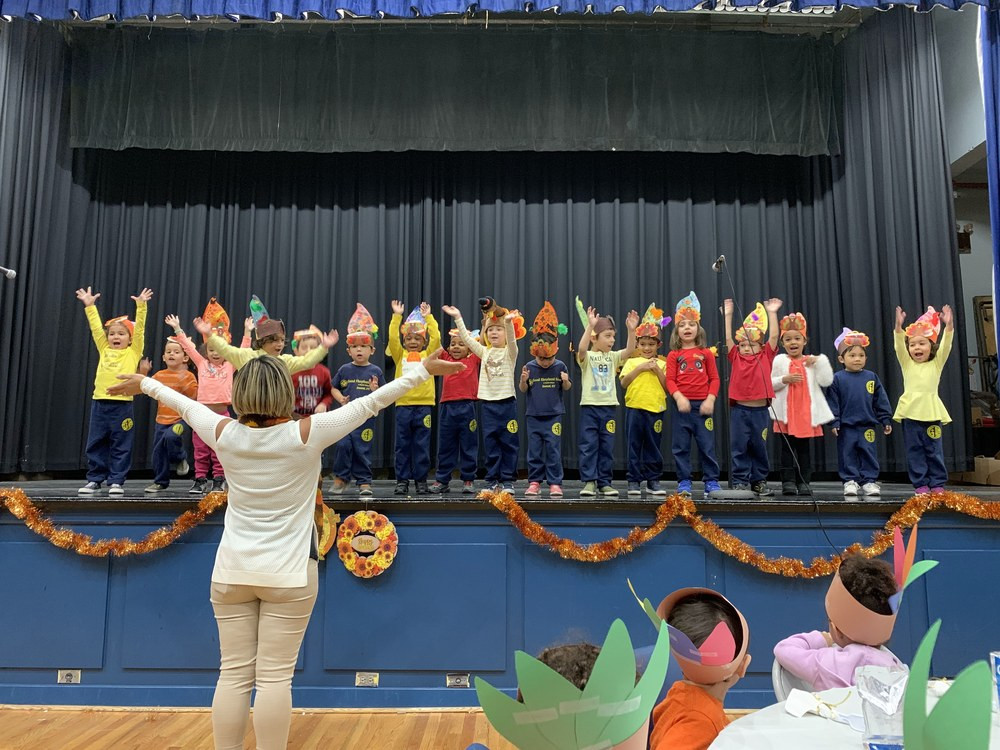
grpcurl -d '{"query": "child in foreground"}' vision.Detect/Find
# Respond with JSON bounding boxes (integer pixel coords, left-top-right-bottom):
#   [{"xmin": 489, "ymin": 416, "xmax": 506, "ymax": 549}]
[{"xmin": 430, "ymin": 328, "xmax": 481, "ymax": 495}]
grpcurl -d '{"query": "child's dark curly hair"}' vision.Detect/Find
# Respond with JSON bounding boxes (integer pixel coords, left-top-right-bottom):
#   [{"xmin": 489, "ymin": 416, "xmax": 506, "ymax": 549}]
[
  {"xmin": 667, "ymin": 593, "xmax": 743, "ymax": 653},
  {"xmin": 838, "ymin": 554, "xmax": 897, "ymax": 616},
  {"xmin": 252, "ymin": 333, "xmax": 283, "ymax": 352},
  {"xmin": 536, "ymin": 643, "xmax": 603, "ymax": 690}
]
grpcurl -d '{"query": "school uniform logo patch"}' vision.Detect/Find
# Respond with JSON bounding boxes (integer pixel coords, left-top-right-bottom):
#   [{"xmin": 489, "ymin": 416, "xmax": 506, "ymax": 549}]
[
  {"xmin": 422, "ymin": 415, "xmax": 432, "ymax": 429},
  {"xmin": 653, "ymin": 419, "xmax": 663, "ymax": 434},
  {"xmin": 469, "ymin": 419, "xmax": 478, "ymax": 432},
  {"xmin": 605, "ymin": 420, "xmax": 616, "ymax": 434},
  {"xmin": 121, "ymin": 418, "xmax": 134, "ymax": 432},
  {"xmin": 926, "ymin": 425, "xmax": 942, "ymax": 439},
  {"xmin": 361, "ymin": 428, "xmax": 374, "ymax": 442},
  {"xmin": 866, "ymin": 380, "xmax": 875, "ymax": 394},
  {"xmin": 507, "ymin": 420, "xmax": 519, "ymax": 434},
  {"xmin": 761, "ymin": 428, "xmax": 768, "ymax": 441},
  {"xmin": 551, "ymin": 422, "xmax": 562, "ymax": 436},
  {"xmin": 171, "ymin": 423, "xmax": 185, "ymax": 436},
  {"xmin": 705, "ymin": 418, "xmax": 714, "ymax": 432},
  {"xmin": 864, "ymin": 429, "xmax": 876, "ymax": 443}
]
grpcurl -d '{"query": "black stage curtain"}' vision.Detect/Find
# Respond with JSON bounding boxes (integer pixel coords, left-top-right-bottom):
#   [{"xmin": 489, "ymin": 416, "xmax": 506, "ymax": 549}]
[
  {"xmin": 0, "ymin": 10, "xmax": 969, "ymax": 477},
  {"xmin": 67, "ymin": 25, "xmax": 839, "ymax": 157}
]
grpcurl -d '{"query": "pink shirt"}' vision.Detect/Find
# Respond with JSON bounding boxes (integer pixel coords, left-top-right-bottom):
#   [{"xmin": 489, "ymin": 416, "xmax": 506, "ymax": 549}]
[
  {"xmin": 175, "ymin": 330, "xmax": 238, "ymax": 406},
  {"xmin": 773, "ymin": 630, "xmax": 903, "ymax": 691}
]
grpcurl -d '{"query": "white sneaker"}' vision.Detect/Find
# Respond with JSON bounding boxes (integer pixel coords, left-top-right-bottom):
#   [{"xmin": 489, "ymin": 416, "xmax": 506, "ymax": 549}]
[
  {"xmin": 175, "ymin": 459, "xmax": 189, "ymax": 477},
  {"xmin": 862, "ymin": 483, "xmax": 881, "ymax": 496},
  {"xmin": 108, "ymin": 484, "xmax": 125, "ymax": 496},
  {"xmin": 78, "ymin": 481, "xmax": 101, "ymax": 495},
  {"xmin": 843, "ymin": 481, "xmax": 860, "ymax": 496}
]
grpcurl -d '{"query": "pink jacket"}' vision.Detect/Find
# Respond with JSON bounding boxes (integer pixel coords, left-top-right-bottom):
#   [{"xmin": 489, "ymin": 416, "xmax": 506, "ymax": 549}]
[
  {"xmin": 175, "ymin": 330, "xmax": 249, "ymax": 406},
  {"xmin": 773, "ymin": 630, "xmax": 903, "ymax": 691}
]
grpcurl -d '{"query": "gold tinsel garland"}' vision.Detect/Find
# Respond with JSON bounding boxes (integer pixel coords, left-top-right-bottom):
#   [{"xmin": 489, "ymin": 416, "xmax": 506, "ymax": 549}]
[{"xmin": 2, "ymin": 487, "xmax": 1000, "ymax": 576}]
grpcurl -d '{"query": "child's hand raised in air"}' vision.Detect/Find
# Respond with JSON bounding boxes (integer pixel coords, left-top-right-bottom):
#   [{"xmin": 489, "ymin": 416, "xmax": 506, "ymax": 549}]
[
  {"xmin": 941, "ymin": 304, "xmax": 954, "ymax": 330},
  {"xmin": 441, "ymin": 305, "xmax": 461, "ymax": 319},
  {"xmin": 244, "ymin": 317, "xmax": 254, "ymax": 335},
  {"xmin": 505, "ymin": 310, "xmax": 520, "ymax": 322},
  {"xmin": 587, "ymin": 306, "xmax": 600, "ymax": 328},
  {"xmin": 763, "ymin": 298, "xmax": 783, "ymax": 313},
  {"xmin": 625, "ymin": 309, "xmax": 639, "ymax": 331},
  {"xmin": 132, "ymin": 288, "xmax": 154, "ymax": 303},
  {"xmin": 320, "ymin": 330, "xmax": 339, "ymax": 349},
  {"xmin": 75, "ymin": 286, "xmax": 101, "ymax": 307},
  {"xmin": 391, "ymin": 300, "xmax": 406, "ymax": 316},
  {"xmin": 520, "ymin": 365, "xmax": 530, "ymax": 385},
  {"xmin": 193, "ymin": 317, "xmax": 213, "ymax": 337},
  {"xmin": 722, "ymin": 299, "xmax": 734, "ymax": 315},
  {"xmin": 419, "ymin": 302, "xmax": 431, "ymax": 317},
  {"xmin": 164, "ymin": 314, "xmax": 181, "ymax": 331},
  {"xmin": 138, "ymin": 358, "xmax": 152, "ymax": 376}
]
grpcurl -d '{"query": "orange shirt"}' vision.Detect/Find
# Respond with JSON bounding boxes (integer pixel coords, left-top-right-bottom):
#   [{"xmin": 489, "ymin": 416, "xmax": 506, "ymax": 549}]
[
  {"xmin": 649, "ymin": 681, "xmax": 729, "ymax": 750},
  {"xmin": 152, "ymin": 369, "xmax": 198, "ymax": 425}
]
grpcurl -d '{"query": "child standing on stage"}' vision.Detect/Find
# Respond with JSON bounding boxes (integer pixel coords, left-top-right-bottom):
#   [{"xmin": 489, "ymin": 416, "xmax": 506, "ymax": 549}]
[
  {"xmin": 893, "ymin": 305, "xmax": 954, "ymax": 495},
  {"xmin": 142, "ymin": 337, "xmax": 198, "ymax": 493},
  {"xmin": 291, "ymin": 326, "xmax": 334, "ymax": 417},
  {"xmin": 723, "ymin": 298, "xmax": 782, "ymax": 496},
  {"xmin": 443, "ymin": 298, "xmax": 524, "ymax": 493},
  {"xmin": 770, "ymin": 313, "xmax": 834, "ymax": 497},
  {"xmin": 331, "ymin": 305, "xmax": 384, "ymax": 496},
  {"xmin": 168, "ymin": 301, "xmax": 247, "ymax": 494},
  {"xmin": 76, "ymin": 285, "xmax": 152, "ymax": 495},
  {"xmin": 827, "ymin": 328, "xmax": 893, "ymax": 497},
  {"xmin": 619, "ymin": 304, "xmax": 669, "ymax": 497},
  {"xmin": 430, "ymin": 328, "xmax": 481, "ymax": 495},
  {"xmin": 519, "ymin": 302, "xmax": 571, "ymax": 498},
  {"xmin": 666, "ymin": 292, "xmax": 722, "ymax": 498},
  {"xmin": 576, "ymin": 299, "xmax": 639, "ymax": 497},
  {"xmin": 387, "ymin": 301, "xmax": 440, "ymax": 495}
]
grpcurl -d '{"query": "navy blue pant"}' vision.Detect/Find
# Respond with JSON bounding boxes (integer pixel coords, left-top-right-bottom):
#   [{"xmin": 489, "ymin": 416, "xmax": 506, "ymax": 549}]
[
  {"xmin": 625, "ymin": 408, "xmax": 664, "ymax": 483},
  {"xmin": 579, "ymin": 405, "xmax": 617, "ymax": 486},
  {"xmin": 481, "ymin": 398, "xmax": 519, "ymax": 483},
  {"xmin": 394, "ymin": 405, "xmax": 431, "ymax": 481},
  {"xmin": 729, "ymin": 404, "xmax": 770, "ymax": 485},
  {"xmin": 436, "ymin": 400, "xmax": 479, "ymax": 483},
  {"xmin": 671, "ymin": 401, "xmax": 720, "ymax": 483},
  {"xmin": 527, "ymin": 415, "xmax": 563, "ymax": 485},
  {"xmin": 334, "ymin": 417, "xmax": 375, "ymax": 484},
  {"xmin": 902, "ymin": 419, "xmax": 948, "ymax": 489},
  {"xmin": 85, "ymin": 400, "xmax": 135, "ymax": 485},
  {"xmin": 152, "ymin": 421, "xmax": 188, "ymax": 486},
  {"xmin": 837, "ymin": 425, "xmax": 880, "ymax": 484}
]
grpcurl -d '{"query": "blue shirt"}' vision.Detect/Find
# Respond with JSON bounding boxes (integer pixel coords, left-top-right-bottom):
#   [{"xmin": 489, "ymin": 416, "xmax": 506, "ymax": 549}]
[
  {"xmin": 524, "ymin": 359, "xmax": 568, "ymax": 417},
  {"xmin": 826, "ymin": 369, "xmax": 893, "ymax": 428},
  {"xmin": 333, "ymin": 363, "xmax": 386, "ymax": 401}
]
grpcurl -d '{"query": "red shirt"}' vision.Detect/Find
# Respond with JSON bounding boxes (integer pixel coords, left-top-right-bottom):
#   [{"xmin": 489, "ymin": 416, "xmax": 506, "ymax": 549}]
[
  {"xmin": 440, "ymin": 351, "xmax": 480, "ymax": 402},
  {"xmin": 666, "ymin": 348, "xmax": 720, "ymax": 400},
  {"xmin": 292, "ymin": 364, "xmax": 334, "ymax": 416},
  {"xmin": 727, "ymin": 343, "xmax": 777, "ymax": 403}
]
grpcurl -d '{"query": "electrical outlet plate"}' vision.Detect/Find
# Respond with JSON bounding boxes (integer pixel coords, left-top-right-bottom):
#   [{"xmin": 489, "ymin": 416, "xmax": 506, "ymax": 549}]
[
  {"xmin": 355, "ymin": 671, "xmax": 379, "ymax": 688},
  {"xmin": 57, "ymin": 669, "xmax": 81, "ymax": 684},
  {"xmin": 446, "ymin": 673, "xmax": 471, "ymax": 688}
]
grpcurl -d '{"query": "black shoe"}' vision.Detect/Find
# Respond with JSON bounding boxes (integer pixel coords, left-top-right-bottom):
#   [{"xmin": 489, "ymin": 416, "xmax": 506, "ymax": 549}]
[
  {"xmin": 796, "ymin": 482, "xmax": 812, "ymax": 496},
  {"xmin": 415, "ymin": 480, "xmax": 430, "ymax": 495},
  {"xmin": 394, "ymin": 481, "xmax": 409, "ymax": 496},
  {"xmin": 189, "ymin": 478, "xmax": 208, "ymax": 495},
  {"xmin": 752, "ymin": 481, "xmax": 774, "ymax": 497},
  {"xmin": 781, "ymin": 481, "xmax": 797, "ymax": 496},
  {"xmin": 211, "ymin": 478, "xmax": 226, "ymax": 493}
]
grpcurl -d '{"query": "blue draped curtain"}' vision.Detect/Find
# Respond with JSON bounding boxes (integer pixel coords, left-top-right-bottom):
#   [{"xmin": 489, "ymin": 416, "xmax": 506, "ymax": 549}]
[{"xmin": 982, "ymin": 7, "xmax": 1000, "ymax": 396}]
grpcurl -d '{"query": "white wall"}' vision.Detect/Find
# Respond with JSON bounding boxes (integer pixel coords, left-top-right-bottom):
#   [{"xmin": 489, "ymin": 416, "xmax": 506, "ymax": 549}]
[
  {"xmin": 953, "ymin": 189, "xmax": 994, "ymax": 387},
  {"xmin": 934, "ymin": 6, "xmax": 986, "ymax": 167}
]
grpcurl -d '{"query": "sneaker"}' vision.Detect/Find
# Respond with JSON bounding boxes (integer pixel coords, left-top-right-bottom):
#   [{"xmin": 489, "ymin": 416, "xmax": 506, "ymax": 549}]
[
  {"xmin": 704, "ymin": 480, "xmax": 722, "ymax": 495},
  {"xmin": 394, "ymin": 481, "xmax": 409, "ymax": 496},
  {"xmin": 429, "ymin": 481, "xmax": 450, "ymax": 494},
  {"xmin": 647, "ymin": 480, "xmax": 667, "ymax": 496},
  {"xmin": 331, "ymin": 478, "xmax": 348, "ymax": 495},
  {"xmin": 415, "ymin": 480, "xmax": 430, "ymax": 495},
  {"xmin": 500, "ymin": 482, "xmax": 514, "ymax": 493},
  {"xmin": 189, "ymin": 477, "xmax": 208, "ymax": 495},
  {"xmin": 930, "ymin": 486, "xmax": 946, "ymax": 495},
  {"xmin": 78, "ymin": 481, "xmax": 102, "ymax": 495},
  {"xmin": 462, "ymin": 481, "xmax": 475, "ymax": 495},
  {"xmin": 627, "ymin": 482, "xmax": 642, "ymax": 497},
  {"xmin": 676, "ymin": 480, "xmax": 692, "ymax": 497},
  {"xmin": 525, "ymin": 481, "xmax": 542, "ymax": 496},
  {"xmin": 781, "ymin": 481, "xmax": 798, "ymax": 496},
  {"xmin": 580, "ymin": 482, "xmax": 597, "ymax": 497},
  {"xmin": 359, "ymin": 484, "xmax": 373, "ymax": 496},
  {"xmin": 751, "ymin": 481, "xmax": 773, "ymax": 497},
  {"xmin": 861, "ymin": 482, "xmax": 880, "ymax": 496},
  {"xmin": 144, "ymin": 482, "xmax": 168, "ymax": 494},
  {"xmin": 796, "ymin": 483, "xmax": 812, "ymax": 496},
  {"xmin": 549, "ymin": 484, "xmax": 563, "ymax": 498},
  {"xmin": 914, "ymin": 486, "xmax": 930, "ymax": 496},
  {"xmin": 211, "ymin": 478, "xmax": 226, "ymax": 493},
  {"xmin": 108, "ymin": 484, "xmax": 125, "ymax": 496},
  {"xmin": 731, "ymin": 483, "xmax": 751, "ymax": 492},
  {"xmin": 843, "ymin": 480, "xmax": 860, "ymax": 496},
  {"xmin": 175, "ymin": 459, "xmax": 190, "ymax": 477},
  {"xmin": 598, "ymin": 485, "xmax": 619, "ymax": 497}
]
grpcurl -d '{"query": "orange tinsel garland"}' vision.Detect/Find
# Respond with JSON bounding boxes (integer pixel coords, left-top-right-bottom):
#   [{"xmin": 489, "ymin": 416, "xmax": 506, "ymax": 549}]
[
  {"xmin": 0, "ymin": 487, "xmax": 227, "ymax": 557},
  {"xmin": 478, "ymin": 489, "xmax": 1000, "ymax": 576}
]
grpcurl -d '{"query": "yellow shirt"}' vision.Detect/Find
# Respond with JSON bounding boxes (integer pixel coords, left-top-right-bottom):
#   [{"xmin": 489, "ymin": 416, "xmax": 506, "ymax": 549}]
[
  {"xmin": 620, "ymin": 356, "xmax": 667, "ymax": 413},
  {"xmin": 386, "ymin": 313, "xmax": 441, "ymax": 406},
  {"xmin": 208, "ymin": 334, "xmax": 327, "ymax": 374},
  {"xmin": 86, "ymin": 302, "xmax": 147, "ymax": 401},
  {"xmin": 892, "ymin": 328, "xmax": 952, "ymax": 424}
]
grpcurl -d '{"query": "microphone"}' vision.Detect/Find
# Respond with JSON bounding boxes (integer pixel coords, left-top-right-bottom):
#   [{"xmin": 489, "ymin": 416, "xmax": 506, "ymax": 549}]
[
  {"xmin": 0, "ymin": 266, "xmax": 16, "ymax": 280},
  {"xmin": 711, "ymin": 255, "xmax": 725, "ymax": 273}
]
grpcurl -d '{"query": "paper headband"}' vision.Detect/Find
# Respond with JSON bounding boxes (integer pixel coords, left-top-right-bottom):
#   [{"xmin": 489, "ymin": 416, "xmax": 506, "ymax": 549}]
[
  {"xmin": 834, "ymin": 327, "xmax": 870, "ymax": 353},
  {"xmin": 825, "ymin": 525, "xmax": 938, "ymax": 647},
  {"xmin": 249, "ymin": 295, "xmax": 285, "ymax": 341},
  {"xmin": 530, "ymin": 301, "xmax": 567, "ymax": 358},
  {"xmin": 202, "ymin": 297, "xmax": 232, "ymax": 343},
  {"xmin": 779, "ymin": 312, "xmax": 807, "ymax": 338},
  {"xmin": 733, "ymin": 303, "xmax": 767, "ymax": 343},
  {"xmin": 400, "ymin": 306, "xmax": 427, "ymax": 337},
  {"xmin": 674, "ymin": 291, "xmax": 701, "ymax": 323},
  {"xmin": 346, "ymin": 303, "xmax": 378, "ymax": 346},
  {"xmin": 635, "ymin": 303, "xmax": 671, "ymax": 341},
  {"xmin": 291, "ymin": 325, "xmax": 322, "ymax": 350},
  {"xmin": 103, "ymin": 315, "xmax": 134, "ymax": 336},
  {"xmin": 630, "ymin": 581, "xmax": 750, "ymax": 685},
  {"xmin": 475, "ymin": 618, "xmax": 670, "ymax": 750},
  {"xmin": 904, "ymin": 306, "xmax": 942, "ymax": 343},
  {"xmin": 480, "ymin": 297, "xmax": 527, "ymax": 340}
]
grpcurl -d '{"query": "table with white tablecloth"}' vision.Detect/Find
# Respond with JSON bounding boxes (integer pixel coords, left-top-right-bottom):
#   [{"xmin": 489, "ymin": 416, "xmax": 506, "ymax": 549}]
[{"xmin": 710, "ymin": 687, "xmax": 1000, "ymax": 750}]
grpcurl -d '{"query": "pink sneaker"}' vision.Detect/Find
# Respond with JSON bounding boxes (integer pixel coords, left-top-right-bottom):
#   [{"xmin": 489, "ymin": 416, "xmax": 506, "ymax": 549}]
[
  {"xmin": 525, "ymin": 481, "xmax": 541, "ymax": 496},
  {"xmin": 930, "ymin": 487, "xmax": 946, "ymax": 495},
  {"xmin": 914, "ymin": 486, "xmax": 930, "ymax": 496},
  {"xmin": 549, "ymin": 484, "xmax": 563, "ymax": 498}
]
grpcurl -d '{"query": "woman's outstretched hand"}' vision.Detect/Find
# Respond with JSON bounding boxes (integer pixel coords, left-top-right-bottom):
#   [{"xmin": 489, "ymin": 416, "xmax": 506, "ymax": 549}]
[
  {"xmin": 423, "ymin": 348, "xmax": 466, "ymax": 377},
  {"xmin": 107, "ymin": 373, "xmax": 146, "ymax": 397}
]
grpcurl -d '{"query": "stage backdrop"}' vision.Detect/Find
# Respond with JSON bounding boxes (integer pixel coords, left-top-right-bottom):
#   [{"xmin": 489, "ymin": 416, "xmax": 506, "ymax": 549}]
[{"xmin": 0, "ymin": 10, "xmax": 969, "ymax": 477}]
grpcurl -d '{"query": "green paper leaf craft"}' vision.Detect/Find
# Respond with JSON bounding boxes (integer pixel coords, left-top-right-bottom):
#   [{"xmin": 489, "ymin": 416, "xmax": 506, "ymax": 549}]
[
  {"xmin": 575, "ymin": 296, "xmax": 589, "ymax": 331},
  {"xmin": 627, "ymin": 578, "xmax": 663, "ymax": 631},
  {"xmin": 475, "ymin": 618, "xmax": 671, "ymax": 750},
  {"xmin": 903, "ymin": 620, "xmax": 993, "ymax": 750}
]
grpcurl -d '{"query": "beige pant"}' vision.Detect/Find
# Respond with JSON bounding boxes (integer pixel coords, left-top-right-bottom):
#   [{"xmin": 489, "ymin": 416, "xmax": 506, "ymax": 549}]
[{"xmin": 210, "ymin": 561, "xmax": 318, "ymax": 750}]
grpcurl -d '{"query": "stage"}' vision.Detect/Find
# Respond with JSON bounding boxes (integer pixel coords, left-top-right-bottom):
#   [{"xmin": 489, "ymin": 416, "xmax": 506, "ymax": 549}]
[{"xmin": 2, "ymin": 479, "xmax": 999, "ymax": 710}]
